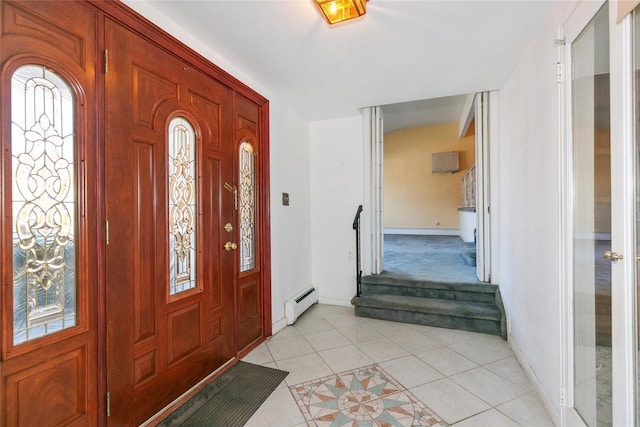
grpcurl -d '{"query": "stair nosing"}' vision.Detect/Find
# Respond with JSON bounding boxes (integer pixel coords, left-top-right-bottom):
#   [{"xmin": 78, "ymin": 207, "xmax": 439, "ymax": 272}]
[
  {"xmin": 353, "ymin": 294, "xmax": 501, "ymax": 321},
  {"xmin": 360, "ymin": 274, "xmax": 497, "ymax": 293}
]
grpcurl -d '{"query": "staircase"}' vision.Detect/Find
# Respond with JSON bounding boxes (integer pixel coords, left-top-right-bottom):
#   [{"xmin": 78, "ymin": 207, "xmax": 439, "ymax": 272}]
[{"xmin": 351, "ymin": 274, "xmax": 506, "ymax": 338}]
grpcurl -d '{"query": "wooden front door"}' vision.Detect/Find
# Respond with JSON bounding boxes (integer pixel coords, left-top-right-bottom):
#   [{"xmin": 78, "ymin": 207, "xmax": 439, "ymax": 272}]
[
  {"xmin": 0, "ymin": 1, "xmax": 100, "ymax": 425},
  {"xmin": 104, "ymin": 19, "xmax": 235, "ymax": 425}
]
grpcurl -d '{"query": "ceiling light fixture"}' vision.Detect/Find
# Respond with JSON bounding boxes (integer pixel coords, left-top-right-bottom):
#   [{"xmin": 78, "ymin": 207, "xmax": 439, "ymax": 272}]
[{"xmin": 314, "ymin": 0, "xmax": 367, "ymax": 25}]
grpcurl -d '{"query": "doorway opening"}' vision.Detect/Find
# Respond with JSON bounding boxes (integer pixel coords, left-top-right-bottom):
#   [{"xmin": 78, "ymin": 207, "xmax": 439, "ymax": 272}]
[{"xmin": 377, "ymin": 94, "xmax": 489, "ymax": 285}]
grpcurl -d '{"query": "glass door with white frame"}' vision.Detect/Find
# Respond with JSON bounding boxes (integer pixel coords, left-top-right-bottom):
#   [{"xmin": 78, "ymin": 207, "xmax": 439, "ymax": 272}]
[
  {"xmin": 570, "ymin": 3, "xmax": 611, "ymax": 425},
  {"xmin": 564, "ymin": 1, "xmax": 639, "ymax": 426}
]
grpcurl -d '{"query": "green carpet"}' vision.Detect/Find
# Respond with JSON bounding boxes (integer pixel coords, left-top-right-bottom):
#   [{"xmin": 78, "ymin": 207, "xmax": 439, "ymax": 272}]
[
  {"xmin": 157, "ymin": 361, "xmax": 288, "ymax": 426},
  {"xmin": 383, "ymin": 235, "xmax": 483, "ymax": 284}
]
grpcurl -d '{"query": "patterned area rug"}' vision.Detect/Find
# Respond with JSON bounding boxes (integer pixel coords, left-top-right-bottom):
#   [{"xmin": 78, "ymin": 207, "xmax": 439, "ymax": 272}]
[{"xmin": 289, "ymin": 364, "xmax": 447, "ymax": 426}]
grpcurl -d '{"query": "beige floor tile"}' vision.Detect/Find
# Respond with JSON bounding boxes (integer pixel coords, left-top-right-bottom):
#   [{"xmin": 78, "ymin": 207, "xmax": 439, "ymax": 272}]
[
  {"xmin": 417, "ymin": 347, "xmax": 478, "ymax": 376},
  {"xmin": 269, "ymin": 325, "xmax": 301, "ymax": 341},
  {"xmin": 293, "ymin": 314, "xmax": 334, "ymax": 335},
  {"xmin": 448, "ymin": 336, "xmax": 512, "ymax": 365},
  {"xmin": 335, "ymin": 324, "xmax": 385, "ymax": 343},
  {"xmin": 266, "ymin": 334, "xmax": 314, "ymax": 361},
  {"xmin": 242, "ymin": 342, "xmax": 274, "ymax": 365},
  {"xmin": 389, "ymin": 328, "xmax": 442, "ymax": 353},
  {"xmin": 355, "ymin": 337, "xmax": 410, "ymax": 362},
  {"xmin": 303, "ymin": 328, "xmax": 351, "ymax": 352},
  {"xmin": 276, "ymin": 352, "xmax": 334, "ymax": 386},
  {"xmin": 411, "ymin": 378, "xmax": 491, "ymax": 424},
  {"xmin": 417, "ymin": 325, "xmax": 486, "ymax": 345},
  {"xmin": 323, "ymin": 313, "xmax": 365, "ymax": 328},
  {"xmin": 451, "ymin": 367, "xmax": 528, "ymax": 406},
  {"xmin": 453, "ymin": 408, "xmax": 520, "ymax": 427},
  {"xmin": 497, "ymin": 392, "xmax": 555, "ymax": 427},
  {"xmin": 318, "ymin": 344, "xmax": 374, "ymax": 373},
  {"xmin": 484, "ymin": 356, "xmax": 532, "ymax": 390},
  {"xmin": 369, "ymin": 318, "xmax": 421, "ymax": 337},
  {"xmin": 379, "ymin": 355, "xmax": 443, "ymax": 388},
  {"xmin": 243, "ymin": 387, "xmax": 305, "ymax": 427},
  {"xmin": 238, "ymin": 304, "xmax": 549, "ymax": 427}
]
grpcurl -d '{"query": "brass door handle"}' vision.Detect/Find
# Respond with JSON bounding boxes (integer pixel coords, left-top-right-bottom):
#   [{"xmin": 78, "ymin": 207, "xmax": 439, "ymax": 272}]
[
  {"xmin": 224, "ymin": 242, "xmax": 238, "ymax": 252},
  {"xmin": 603, "ymin": 250, "xmax": 623, "ymax": 262}
]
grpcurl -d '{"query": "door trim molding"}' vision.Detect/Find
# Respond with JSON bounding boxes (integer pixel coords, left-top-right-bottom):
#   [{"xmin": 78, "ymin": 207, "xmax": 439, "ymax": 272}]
[{"xmin": 608, "ymin": 4, "xmax": 636, "ymax": 424}]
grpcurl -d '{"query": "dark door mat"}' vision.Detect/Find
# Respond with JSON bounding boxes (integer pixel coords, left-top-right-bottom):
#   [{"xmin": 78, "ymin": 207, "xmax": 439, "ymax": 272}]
[{"xmin": 157, "ymin": 361, "xmax": 288, "ymax": 426}]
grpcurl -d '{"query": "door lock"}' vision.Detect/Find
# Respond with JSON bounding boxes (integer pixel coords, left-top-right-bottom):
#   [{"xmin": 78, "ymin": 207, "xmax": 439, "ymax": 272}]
[
  {"xmin": 224, "ymin": 242, "xmax": 238, "ymax": 252},
  {"xmin": 603, "ymin": 250, "xmax": 624, "ymax": 262},
  {"xmin": 224, "ymin": 223, "xmax": 233, "ymax": 233}
]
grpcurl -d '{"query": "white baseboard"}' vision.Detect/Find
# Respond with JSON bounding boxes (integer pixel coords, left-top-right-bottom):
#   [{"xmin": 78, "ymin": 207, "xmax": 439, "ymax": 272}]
[
  {"xmin": 508, "ymin": 336, "xmax": 560, "ymax": 427},
  {"xmin": 318, "ymin": 297, "xmax": 353, "ymax": 308},
  {"xmin": 271, "ymin": 316, "xmax": 287, "ymax": 336},
  {"xmin": 384, "ymin": 227, "xmax": 460, "ymax": 236}
]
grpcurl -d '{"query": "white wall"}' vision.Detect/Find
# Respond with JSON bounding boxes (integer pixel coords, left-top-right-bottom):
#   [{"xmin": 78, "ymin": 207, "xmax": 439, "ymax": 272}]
[
  {"xmin": 310, "ymin": 116, "xmax": 365, "ymax": 306},
  {"xmin": 121, "ymin": 0, "xmax": 313, "ymax": 334},
  {"xmin": 269, "ymin": 103, "xmax": 312, "ymax": 332},
  {"xmin": 497, "ymin": 1, "xmax": 577, "ymax": 424}
]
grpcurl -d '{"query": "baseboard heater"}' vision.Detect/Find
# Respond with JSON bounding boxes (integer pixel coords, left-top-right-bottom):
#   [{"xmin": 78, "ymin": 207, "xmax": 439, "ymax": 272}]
[{"xmin": 285, "ymin": 287, "xmax": 318, "ymax": 325}]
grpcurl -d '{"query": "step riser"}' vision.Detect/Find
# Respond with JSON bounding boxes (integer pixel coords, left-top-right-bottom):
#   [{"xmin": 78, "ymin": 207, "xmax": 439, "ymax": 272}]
[
  {"xmin": 360, "ymin": 282, "xmax": 495, "ymax": 303},
  {"xmin": 355, "ymin": 306, "xmax": 502, "ymax": 336}
]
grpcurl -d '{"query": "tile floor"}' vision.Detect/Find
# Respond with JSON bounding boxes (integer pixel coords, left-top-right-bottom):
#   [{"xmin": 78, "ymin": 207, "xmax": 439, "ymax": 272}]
[{"xmin": 242, "ymin": 304, "xmax": 555, "ymax": 427}]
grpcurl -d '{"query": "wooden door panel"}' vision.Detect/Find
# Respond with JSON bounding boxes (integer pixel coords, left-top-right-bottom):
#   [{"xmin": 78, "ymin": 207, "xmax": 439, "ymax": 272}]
[
  {"xmin": 235, "ymin": 95, "xmax": 264, "ymax": 351},
  {"xmin": 166, "ymin": 303, "xmax": 202, "ymax": 366},
  {"xmin": 1, "ymin": 1, "xmax": 88, "ymax": 66},
  {"xmin": 105, "ymin": 18, "xmax": 234, "ymax": 425},
  {"xmin": 133, "ymin": 65, "xmax": 180, "ymax": 128},
  {"xmin": 190, "ymin": 91, "xmax": 223, "ymax": 149},
  {"xmin": 1, "ymin": 1, "xmax": 99, "ymax": 426},
  {"xmin": 4, "ymin": 348, "xmax": 87, "ymax": 426},
  {"xmin": 238, "ymin": 279, "xmax": 262, "ymax": 349},
  {"xmin": 132, "ymin": 139, "xmax": 159, "ymax": 345}
]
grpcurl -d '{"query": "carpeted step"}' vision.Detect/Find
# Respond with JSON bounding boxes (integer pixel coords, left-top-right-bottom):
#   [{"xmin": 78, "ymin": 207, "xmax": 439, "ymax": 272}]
[
  {"xmin": 352, "ymin": 294, "xmax": 502, "ymax": 336},
  {"xmin": 360, "ymin": 274, "xmax": 497, "ymax": 303},
  {"xmin": 459, "ymin": 244, "xmax": 476, "ymax": 266}
]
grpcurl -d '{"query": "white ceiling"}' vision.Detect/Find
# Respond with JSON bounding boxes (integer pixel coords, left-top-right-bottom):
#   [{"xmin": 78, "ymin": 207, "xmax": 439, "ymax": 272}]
[
  {"xmin": 125, "ymin": 0, "xmax": 551, "ymax": 127},
  {"xmin": 381, "ymin": 94, "xmax": 469, "ymax": 133}
]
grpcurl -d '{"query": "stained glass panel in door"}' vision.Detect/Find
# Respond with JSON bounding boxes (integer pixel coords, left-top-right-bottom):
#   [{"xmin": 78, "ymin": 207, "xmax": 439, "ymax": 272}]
[{"xmin": 11, "ymin": 65, "xmax": 77, "ymax": 344}]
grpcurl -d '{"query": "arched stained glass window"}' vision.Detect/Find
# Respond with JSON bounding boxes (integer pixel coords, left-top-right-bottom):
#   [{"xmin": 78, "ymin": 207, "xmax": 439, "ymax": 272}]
[
  {"xmin": 11, "ymin": 65, "xmax": 77, "ymax": 344},
  {"xmin": 168, "ymin": 117, "xmax": 197, "ymax": 295},
  {"xmin": 239, "ymin": 141, "xmax": 256, "ymax": 272}
]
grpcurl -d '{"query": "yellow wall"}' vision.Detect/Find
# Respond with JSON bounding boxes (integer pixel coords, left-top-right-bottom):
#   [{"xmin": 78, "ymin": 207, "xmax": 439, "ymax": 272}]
[{"xmin": 384, "ymin": 123, "xmax": 475, "ymax": 229}]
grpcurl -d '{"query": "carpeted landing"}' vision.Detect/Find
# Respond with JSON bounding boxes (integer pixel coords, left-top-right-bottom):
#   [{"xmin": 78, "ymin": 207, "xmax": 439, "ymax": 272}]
[
  {"xmin": 382, "ymin": 235, "xmax": 481, "ymax": 284},
  {"xmin": 157, "ymin": 361, "xmax": 288, "ymax": 427},
  {"xmin": 353, "ymin": 235, "xmax": 506, "ymax": 337}
]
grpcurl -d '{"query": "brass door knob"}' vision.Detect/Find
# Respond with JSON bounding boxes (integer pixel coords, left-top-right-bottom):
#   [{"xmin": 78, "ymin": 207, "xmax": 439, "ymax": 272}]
[
  {"xmin": 603, "ymin": 250, "xmax": 623, "ymax": 262},
  {"xmin": 224, "ymin": 242, "xmax": 238, "ymax": 252}
]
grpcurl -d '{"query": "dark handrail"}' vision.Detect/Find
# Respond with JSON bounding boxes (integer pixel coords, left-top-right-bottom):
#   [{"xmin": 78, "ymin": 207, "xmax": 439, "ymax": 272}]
[
  {"xmin": 353, "ymin": 205, "xmax": 363, "ymax": 296},
  {"xmin": 353, "ymin": 205, "xmax": 363, "ymax": 229}
]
